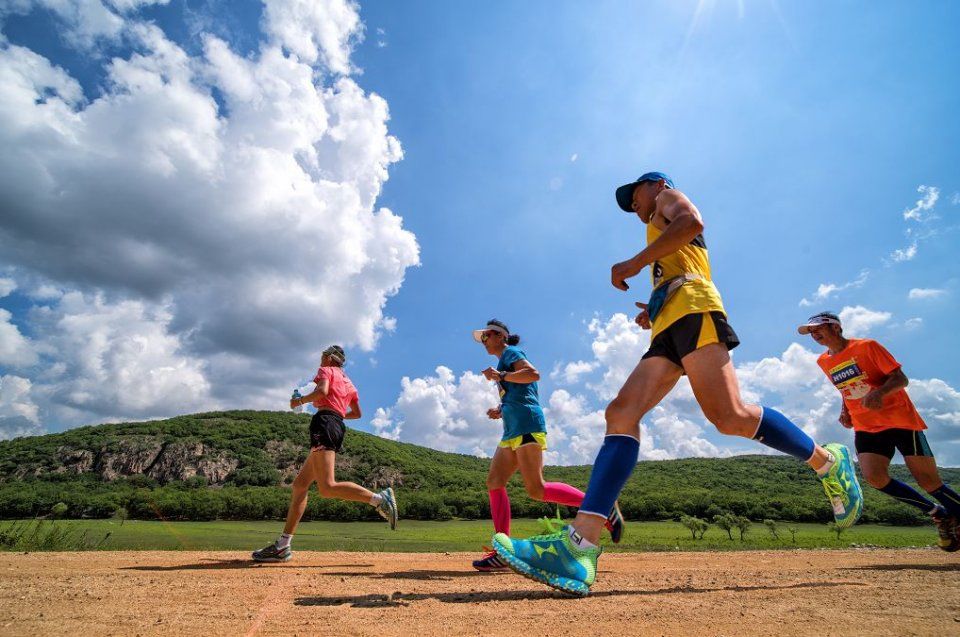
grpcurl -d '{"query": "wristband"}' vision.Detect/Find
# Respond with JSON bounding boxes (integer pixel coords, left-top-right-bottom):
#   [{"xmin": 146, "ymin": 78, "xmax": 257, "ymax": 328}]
[{"xmin": 498, "ymin": 370, "xmax": 507, "ymax": 381}]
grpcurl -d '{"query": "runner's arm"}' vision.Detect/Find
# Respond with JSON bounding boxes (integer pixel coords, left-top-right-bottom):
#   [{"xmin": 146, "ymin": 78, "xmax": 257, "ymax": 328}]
[
  {"xmin": 839, "ymin": 403, "xmax": 852, "ymax": 428},
  {"xmin": 295, "ymin": 377, "xmax": 331, "ymax": 406},
  {"xmin": 862, "ymin": 368, "xmax": 908, "ymax": 410},
  {"xmin": 344, "ymin": 398, "xmax": 362, "ymax": 420},
  {"xmin": 502, "ymin": 358, "xmax": 539, "ymax": 384},
  {"xmin": 611, "ymin": 190, "xmax": 704, "ymax": 289}
]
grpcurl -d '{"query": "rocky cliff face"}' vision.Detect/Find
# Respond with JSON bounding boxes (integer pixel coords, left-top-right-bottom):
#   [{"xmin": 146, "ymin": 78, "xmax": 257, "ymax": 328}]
[{"xmin": 47, "ymin": 437, "xmax": 239, "ymax": 485}]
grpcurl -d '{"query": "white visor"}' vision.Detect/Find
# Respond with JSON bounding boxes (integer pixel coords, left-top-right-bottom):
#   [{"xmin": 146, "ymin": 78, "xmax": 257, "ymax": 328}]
[
  {"xmin": 797, "ymin": 316, "xmax": 841, "ymax": 335},
  {"xmin": 472, "ymin": 324, "xmax": 508, "ymax": 343}
]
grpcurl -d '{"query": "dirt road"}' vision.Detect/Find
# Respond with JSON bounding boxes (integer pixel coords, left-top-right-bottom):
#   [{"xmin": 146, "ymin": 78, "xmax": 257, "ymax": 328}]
[{"xmin": 1, "ymin": 549, "xmax": 957, "ymax": 636}]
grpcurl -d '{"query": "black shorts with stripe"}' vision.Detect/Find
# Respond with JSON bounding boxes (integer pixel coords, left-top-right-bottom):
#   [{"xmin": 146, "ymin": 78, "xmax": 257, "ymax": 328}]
[
  {"xmin": 642, "ymin": 311, "xmax": 740, "ymax": 369},
  {"xmin": 854, "ymin": 428, "xmax": 934, "ymax": 460}
]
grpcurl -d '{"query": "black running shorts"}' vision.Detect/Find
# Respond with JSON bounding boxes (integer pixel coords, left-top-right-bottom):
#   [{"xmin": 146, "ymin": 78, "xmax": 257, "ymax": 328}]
[
  {"xmin": 642, "ymin": 311, "xmax": 740, "ymax": 369},
  {"xmin": 309, "ymin": 411, "xmax": 346, "ymax": 452},
  {"xmin": 854, "ymin": 428, "xmax": 933, "ymax": 460}
]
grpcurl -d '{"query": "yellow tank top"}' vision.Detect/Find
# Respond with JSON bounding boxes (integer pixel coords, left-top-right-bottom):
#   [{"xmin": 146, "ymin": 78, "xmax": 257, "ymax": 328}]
[{"xmin": 646, "ymin": 223, "xmax": 726, "ymax": 338}]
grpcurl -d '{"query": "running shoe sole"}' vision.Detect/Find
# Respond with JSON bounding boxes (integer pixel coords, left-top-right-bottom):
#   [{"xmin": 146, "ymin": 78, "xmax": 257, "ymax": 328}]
[{"xmin": 491, "ymin": 535, "xmax": 589, "ymax": 597}]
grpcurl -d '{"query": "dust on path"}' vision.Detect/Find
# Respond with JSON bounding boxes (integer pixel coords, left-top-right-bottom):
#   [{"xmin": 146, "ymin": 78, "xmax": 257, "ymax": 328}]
[{"xmin": 0, "ymin": 549, "xmax": 957, "ymax": 636}]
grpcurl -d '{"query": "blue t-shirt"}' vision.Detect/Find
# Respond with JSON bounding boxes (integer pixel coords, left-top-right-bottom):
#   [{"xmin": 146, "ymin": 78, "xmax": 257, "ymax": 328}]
[{"xmin": 497, "ymin": 346, "xmax": 547, "ymax": 440}]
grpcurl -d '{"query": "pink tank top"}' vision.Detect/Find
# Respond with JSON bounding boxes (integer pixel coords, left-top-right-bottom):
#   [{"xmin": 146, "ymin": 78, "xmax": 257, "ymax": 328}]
[{"xmin": 311, "ymin": 366, "xmax": 359, "ymax": 417}]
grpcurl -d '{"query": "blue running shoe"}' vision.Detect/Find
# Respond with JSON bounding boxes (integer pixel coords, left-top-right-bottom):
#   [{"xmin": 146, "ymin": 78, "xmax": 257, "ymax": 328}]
[
  {"xmin": 375, "ymin": 487, "xmax": 398, "ymax": 530},
  {"xmin": 492, "ymin": 524, "xmax": 599, "ymax": 597},
  {"xmin": 251, "ymin": 542, "xmax": 291, "ymax": 563},
  {"xmin": 820, "ymin": 443, "xmax": 863, "ymax": 529},
  {"xmin": 605, "ymin": 500, "xmax": 624, "ymax": 544},
  {"xmin": 472, "ymin": 547, "xmax": 510, "ymax": 572}
]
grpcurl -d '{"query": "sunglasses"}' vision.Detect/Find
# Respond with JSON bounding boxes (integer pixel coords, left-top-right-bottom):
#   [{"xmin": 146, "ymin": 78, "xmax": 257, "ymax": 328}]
[{"xmin": 480, "ymin": 330, "xmax": 500, "ymax": 343}]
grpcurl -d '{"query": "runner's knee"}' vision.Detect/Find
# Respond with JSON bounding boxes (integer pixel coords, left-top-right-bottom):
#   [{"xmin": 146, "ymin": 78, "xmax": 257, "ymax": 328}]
[
  {"xmin": 524, "ymin": 480, "xmax": 545, "ymax": 501},
  {"xmin": 916, "ymin": 473, "xmax": 942, "ymax": 493},
  {"xmin": 486, "ymin": 475, "xmax": 507, "ymax": 490},
  {"xmin": 315, "ymin": 480, "xmax": 337, "ymax": 497},
  {"xmin": 702, "ymin": 405, "xmax": 753, "ymax": 436},
  {"xmin": 861, "ymin": 466, "xmax": 890, "ymax": 490},
  {"xmin": 605, "ymin": 397, "xmax": 642, "ymax": 436},
  {"xmin": 292, "ymin": 474, "xmax": 313, "ymax": 491}
]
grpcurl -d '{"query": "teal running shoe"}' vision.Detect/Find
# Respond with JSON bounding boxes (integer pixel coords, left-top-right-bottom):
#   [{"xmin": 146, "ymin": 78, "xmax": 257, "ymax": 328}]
[
  {"xmin": 820, "ymin": 443, "xmax": 863, "ymax": 529},
  {"xmin": 492, "ymin": 523, "xmax": 599, "ymax": 597},
  {"xmin": 375, "ymin": 487, "xmax": 398, "ymax": 530}
]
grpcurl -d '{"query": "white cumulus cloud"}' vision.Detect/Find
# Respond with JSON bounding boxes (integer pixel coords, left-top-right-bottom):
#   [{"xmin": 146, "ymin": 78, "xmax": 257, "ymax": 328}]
[
  {"xmin": 0, "ymin": 374, "xmax": 42, "ymax": 439},
  {"xmin": 838, "ymin": 305, "xmax": 892, "ymax": 337},
  {"xmin": 0, "ymin": 0, "xmax": 419, "ymax": 429},
  {"xmin": 261, "ymin": 0, "xmax": 362, "ymax": 74},
  {"xmin": 550, "ymin": 360, "xmax": 597, "ymax": 385},
  {"xmin": 0, "ymin": 307, "xmax": 38, "ymax": 368},
  {"xmin": 0, "ymin": 278, "xmax": 16, "ymax": 298},
  {"xmin": 370, "ymin": 366, "xmax": 501, "ymax": 454}
]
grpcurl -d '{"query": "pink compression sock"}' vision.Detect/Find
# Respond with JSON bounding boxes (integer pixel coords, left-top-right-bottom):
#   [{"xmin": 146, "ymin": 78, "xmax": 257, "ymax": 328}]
[
  {"xmin": 488, "ymin": 488, "xmax": 511, "ymax": 535},
  {"xmin": 543, "ymin": 482, "xmax": 585, "ymax": 507}
]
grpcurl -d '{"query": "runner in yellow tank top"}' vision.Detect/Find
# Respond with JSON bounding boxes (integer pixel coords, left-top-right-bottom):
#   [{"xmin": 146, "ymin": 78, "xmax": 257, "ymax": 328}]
[
  {"xmin": 645, "ymin": 222, "xmax": 724, "ymax": 340},
  {"xmin": 490, "ymin": 171, "xmax": 864, "ymax": 597}
]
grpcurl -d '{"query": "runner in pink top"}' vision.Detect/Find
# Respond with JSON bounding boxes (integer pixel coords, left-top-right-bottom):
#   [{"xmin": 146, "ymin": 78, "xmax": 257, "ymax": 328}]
[{"xmin": 251, "ymin": 345, "xmax": 398, "ymax": 563}]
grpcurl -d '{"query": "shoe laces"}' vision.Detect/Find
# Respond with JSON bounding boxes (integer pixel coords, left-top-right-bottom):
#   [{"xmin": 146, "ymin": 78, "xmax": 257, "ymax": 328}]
[
  {"xmin": 526, "ymin": 516, "xmax": 566, "ymax": 542},
  {"xmin": 821, "ymin": 476, "xmax": 844, "ymax": 500}
]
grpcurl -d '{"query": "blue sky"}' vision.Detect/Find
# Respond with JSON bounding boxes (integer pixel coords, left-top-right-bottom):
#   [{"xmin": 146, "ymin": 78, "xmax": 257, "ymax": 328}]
[{"xmin": 1, "ymin": 0, "xmax": 958, "ymax": 464}]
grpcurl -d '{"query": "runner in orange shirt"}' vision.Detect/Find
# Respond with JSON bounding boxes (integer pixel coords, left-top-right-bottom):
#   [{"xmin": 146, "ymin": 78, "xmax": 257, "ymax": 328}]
[{"xmin": 800, "ymin": 311, "xmax": 959, "ymax": 551}]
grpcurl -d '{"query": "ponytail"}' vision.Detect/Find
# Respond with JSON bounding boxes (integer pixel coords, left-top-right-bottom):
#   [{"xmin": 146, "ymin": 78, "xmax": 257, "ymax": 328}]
[{"xmin": 506, "ymin": 334, "xmax": 520, "ymax": 346}]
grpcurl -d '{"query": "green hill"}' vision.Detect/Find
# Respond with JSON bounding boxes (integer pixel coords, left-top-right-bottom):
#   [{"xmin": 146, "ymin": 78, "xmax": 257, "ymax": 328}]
[{"xmin": 0, "ymin": 410, "xmax": 954, "ymax": 525}]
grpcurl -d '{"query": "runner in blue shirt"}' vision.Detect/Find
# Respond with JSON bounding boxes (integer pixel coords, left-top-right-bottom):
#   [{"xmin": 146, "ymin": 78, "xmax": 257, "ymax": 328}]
[{"xmin": 470, "ymin": 319, "xmax": 623, "ymax": 572}]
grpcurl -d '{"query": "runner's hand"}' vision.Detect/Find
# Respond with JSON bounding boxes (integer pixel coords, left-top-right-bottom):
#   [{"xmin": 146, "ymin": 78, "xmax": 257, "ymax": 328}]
[
  {"xmin": 634, "ymin": 302, "xmax": 651, "ymax": 330},
  {"xmin": 838, "ymin": 410, "xmax": 853, "ymax": 428},
  {"xmin": 487, "ymin": 407, "xmax": 502, "ymax": 420},
  {"xmin": 862, "ymin": 390, "xmax": 884, "ymax": 410},
  {"xmin": 482, "ymin": 367, "xmax": 500, "ymax": 381},
  {"xmin": 611, "ymin": 259, "xmax": 640, "ymax": 290}
]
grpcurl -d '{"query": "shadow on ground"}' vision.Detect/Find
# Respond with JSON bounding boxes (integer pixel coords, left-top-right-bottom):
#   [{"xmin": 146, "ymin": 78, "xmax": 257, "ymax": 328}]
[
  {"xmin": 318, "ymin": 569, "xmax": 494, "ymax": 581},
  {"xmin": 120, "ymin": 560, "xmax": 375, "ymax": 572},
  {"xmin": 841, "ymin": 563, "xmax": 960, "ymax": 573},
  {"xmin": 294, "ymin": 580, "xmax": 866, "ymax": 608}
]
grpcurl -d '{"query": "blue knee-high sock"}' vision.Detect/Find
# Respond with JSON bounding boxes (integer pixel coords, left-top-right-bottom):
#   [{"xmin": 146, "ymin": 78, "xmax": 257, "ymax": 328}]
[
  {"xmin": 879, "ymin": 479, "xmax": 937, "ymax": 514},
  {"xmin": 929, "ymin": 484, "xmax": 960, "ymax": 517},
  {"xmin": 579, "ymin": 434, "xmax": 640, "ymax": 519},
  {"xmin": 752, "ymin": 406, "xmax": 816, "ymax": 462}
]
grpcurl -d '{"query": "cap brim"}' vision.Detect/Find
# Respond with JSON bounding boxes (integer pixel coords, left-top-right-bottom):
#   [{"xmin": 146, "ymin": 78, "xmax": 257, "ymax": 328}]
[
  {"xmin": 797, "ymin": 324, "xmax": 815, "ymax": 335},
  {"xmin": 615, "ymin": 182, "xmax": 639, "ymax": 212},
  {"xmin": 472, "ymin": 329, "xmax": 486, "ymax": 343}
]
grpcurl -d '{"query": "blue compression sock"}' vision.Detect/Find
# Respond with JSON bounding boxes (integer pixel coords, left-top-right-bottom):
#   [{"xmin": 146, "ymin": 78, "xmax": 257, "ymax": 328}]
[
  {"xmin": 929, "ymin": 483, "xmax": 960, "ymax": 517},
  {"xmin": 879, "ymin": 479, "xmax": 937, "ymax": 514},
  {"xmin": 579, "ymin": 434, "xmax": 640, "ymax": 519},
  {"xmin": 752, "ymin": 406, "xmax": 816, "ymax": 462}
]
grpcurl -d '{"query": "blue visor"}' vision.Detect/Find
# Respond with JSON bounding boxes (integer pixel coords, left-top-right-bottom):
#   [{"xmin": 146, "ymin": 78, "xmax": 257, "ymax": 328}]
[{"xmin": 615, "ymin": 171, "xmax": 675, "ymax": 212}]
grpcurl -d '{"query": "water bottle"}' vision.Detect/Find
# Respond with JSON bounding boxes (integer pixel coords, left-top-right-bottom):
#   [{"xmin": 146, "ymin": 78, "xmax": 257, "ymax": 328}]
[{"xmin": 292, "ymin": 388, "xmax": 303, "ymax": 414}]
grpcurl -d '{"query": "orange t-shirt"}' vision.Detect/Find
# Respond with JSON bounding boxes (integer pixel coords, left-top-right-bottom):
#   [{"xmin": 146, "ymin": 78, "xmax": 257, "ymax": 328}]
[{"xmin": 817, "ymin": 338, "xmax": 925, "ymax": 433}]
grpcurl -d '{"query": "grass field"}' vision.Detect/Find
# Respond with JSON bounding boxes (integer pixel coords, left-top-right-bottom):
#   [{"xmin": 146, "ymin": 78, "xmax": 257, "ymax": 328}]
[{"xmin": 1, "ymin": 518, "xmax": 941, "ymax": 552}]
